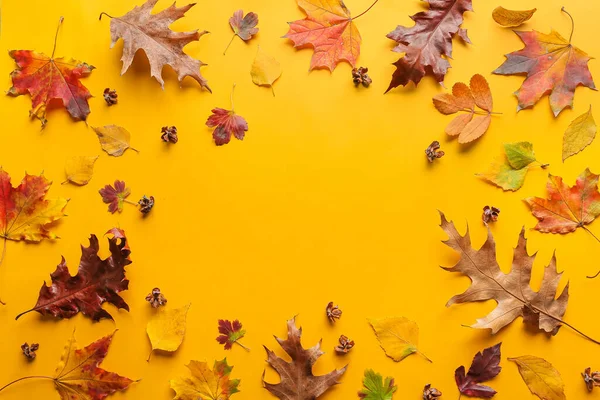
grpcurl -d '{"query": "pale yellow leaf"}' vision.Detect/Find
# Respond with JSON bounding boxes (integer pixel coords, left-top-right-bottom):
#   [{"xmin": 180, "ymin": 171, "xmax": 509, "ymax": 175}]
[
  {"xmin": 64, "ymin": 156, "xmax": 98, "ymax": 186},
  {"xmin": 250, "ymin": 46, "xmax": 282, "ymax": 96},
  {"xmin": 492, "ymin": 7, "xmax": 537, "ymax": 27},
  {"xmin": 368, "ymin": 317, "xmax": 430, "ymax": 362},
  {"xmin": 509, "ymin": 355, "xmax": 566, "ymax": 400},
  {"xmin": 93, "ymin": 125, "xmax": 138, "ymax": 157},
  {"xmin": 562, "ymin": 105, "xmax": 596, "ymax": 161},
  {"xmin": 147, "ymin": 304, "xmax": 190, "ymax": 361}
]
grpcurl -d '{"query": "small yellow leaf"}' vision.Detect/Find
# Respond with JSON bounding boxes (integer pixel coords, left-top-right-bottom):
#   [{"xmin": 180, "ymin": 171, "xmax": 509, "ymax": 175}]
[
  {"xmin": 492, "ymin": 7, "xmax": 536, "ymax": 27},
  {"xmin": 509, "ymin": 355, "xmax": 566, "ymax": 400},
  {"xmin": 64, "ymin": 156, "xmax": 98, "ymax": 185},
  {"xmin": 93, "ymin": 125, "xmax": 138, "ymax": 157},
  {"xmin": 250, "ymin": 46, "xmax": 282, "ymax": 96},
  {"xmin": 147, "ymin": 304, "xmax": 190, "ymax": 361},
  {"xmin": 562, "ymin": 105, "xmax": 596, "ymax": 161},
  {"xmin": 368, "ymin": 317, "xmax": 431, "ymax": 363}
]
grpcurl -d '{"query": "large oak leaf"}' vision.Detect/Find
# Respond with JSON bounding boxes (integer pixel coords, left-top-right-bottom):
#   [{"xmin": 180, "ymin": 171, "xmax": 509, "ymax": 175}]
[
  {"xmin": 386, "ymin": 0, "xmax": 472, "ymax": 91},
  {"xmin": 440, "ymin": 211, "xmax": 569, "ymax": 335},
  {"xmin": 263, "ymin": 317, "xmax": 347, "ymax": 399},
  {"xmin": 16, "ymin": 229, "xmax": 132, "ymax": 321}
]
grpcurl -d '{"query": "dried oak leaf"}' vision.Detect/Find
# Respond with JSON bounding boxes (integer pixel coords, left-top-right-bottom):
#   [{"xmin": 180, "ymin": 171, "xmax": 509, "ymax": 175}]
[
  {"xmin": 104, "ymin": 0, "xmax": 210, "ymax": 91},
  {"xmin": 0, "ymin": 169, "xmax": 68, "ymax": 242},
  {"xmin": 284, "ymin": 0, "xmax": 362, "ymax": 71},
  {"xmin": 16, "ymin": 229, "xmax": 132, "ymax": 322},
  {"xmin": 440, "ymin": 211, "xmax": 569, "ymax": 335},
  {"xmin": 525, "ymin": 168, "xmax": 600, "ymax": 234},
  {"xmin": 170, "ymin": 358, "xmax": 241, "ymax": 399},
  {"xmin": 493, "ymin": 9, "xmax": 595, "ymax": 117},
  {"xmin": 52, "ymin": 331, "xmax": 136, "ymax": 399},
  {"xmin": 216, "ymin": 319, "xmax": 248, "ymax": 350},
  {"xmin": 386, "ymin": 0, "xmax": 472, "ymax": 92},
  {"xmin": 263, "ymin": 317, "xmax": 347, "ymax": 399},
  {"xmin": 455, "ymin": 343, "xmax": 501, "ymax": 398}
]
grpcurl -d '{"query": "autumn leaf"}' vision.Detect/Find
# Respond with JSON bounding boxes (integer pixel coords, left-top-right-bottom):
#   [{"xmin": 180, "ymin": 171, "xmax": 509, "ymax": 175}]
[
  {"xmin": 147, "ymin": 304, "xmax": 191, "ymax": 361},
  {"xmin": 509, "ymin": 356, "xmax": 566, "ymax": 400},
  {"xmin": 8, "ymin": 18, "xmax": 94, "ymax": 127},
  {"xmin": 64, "ymin": 156, "xmax": 98, "ymax": 186},
  {"xmin": 0, "ymin": 330, "xmax": 136, "ymax": 399},
  {"xmin": 250, "ymin": 46, "xmax": 282, "ymax": 96},
  {"xmin": 368, "ymin": 317, "xmax": 431, "ymax": 362},
  {"xmin": 16, "ymin": 229, "xmax": 132, "ymax": 322},
  {"xmin": 263, "ymin": 316, "xmax": 347, "ymax": 399},
  {"xmin": 170, "ymin": 358, "xmax": 240, "ymax": 400},
  {"xmin": 206, "ymin": 85, "xmax": 248, "ymax": 146},
  {"xmin": 284, "ymin": 0, "xmax": 378, "ymax": 71},
  {"xmin": 493, "ymin": 8, "xmax": 596, "ymax": 117},
  {"xmin": 100, "ymin": 0, "xmax": 210, "ymax": 91},
  {"xmin": 224, "ymin": 10, "xmax": 258, "ymax": 55},
  {"xmin": 99, "ymin": 180, "xmax": 132, "ymax": 213},
  {"xmin": 433, "ymin": 74, "xmax": 496, "ymax": 143},
  {"xmin": 525, "ymin": 169, "xmax": 600, "ymax": 235},
  {"xmin": 216, "ymin": 319, "xmax": 249, "ymax": 351},
  {"xmin": 492, "ymin": 7, "xmax": 536, "ymax": 27},
  {"xmin": 358, "ymin": 369, "xmax": 397, "ymax": 400},
  {"xmin": 93, "ymin": 125, "xmax": 138, "ymax": 157},
  {"xmin": 440, "ymin": 211, "xmax": 573, "ymax": 336},
  {"xmin": 562, "ymin": 106, "xmax": 597, "ymax": 161},
  {"xmin": 386, "ymin": 0, "xmax": 472, "ymax": 91},
  {"xmin": 455, "ymin": 343, "xmax": 501, "ymax": 398}
]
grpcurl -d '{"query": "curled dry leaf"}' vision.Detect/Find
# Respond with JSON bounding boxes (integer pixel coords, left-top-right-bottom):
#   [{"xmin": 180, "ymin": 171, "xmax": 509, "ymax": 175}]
[
  {"xmin": 386, "ymin": 0, "xmax": 472, "ymax": 91},
  {"xmin": 21, "ymin": 343, "xmax": 39, "ymax": 361},
  {"xmin": 358, "ymin": 369, "xmax": 397, "ymax": 400},
  {"xmin": 170, "ymin": 359, "xmax": 240, "ymax": 400},
  {"xmin": 102, "ymin": 0, "xmax": 210, "ymax": 91},
  {"xmin": 433, "ymin": 74, "xmax": 495, "ymax": 144},
  {"xmin": 64, "ymin": 156, "xmax": 98, "ymax": 186},
  {"xmin": 263, "ymin": 317, "xmax": 347, "ymax": 399},
  {"xmin": 250, "ymin": 46, "xmax": 281, "ymax": 96},
  {"xmin": 509, "ymin": 355, "xmax": 566, "ymax": 400},
  {"xmin": 583, "ymin": 367, "xmax": 600, "ymax": 392},
  {"xmin": 93, "ymin": 125, "xmax": 138, "ymax": 157},
  {"xmin": 493, "ymin": 8, "xmax": 595, "ymax": 116},
  {"xmin": 147, "ymin": 304, "xmax": 191, "ymax": 361},
  {"xmin": 224, "ymin": 10, "xmax": 258, "ymax": 55},
  {"xmin": 146, "ymin": 287, "xmax": 167, "ymax": 308},
  {"xmin": 455, "ymin": 343, "xmax": 501, "ymax": 398},
  {"xmin": 8, "ymin": 18, "xmax": 94, "ymax": 127},
  {"xmin": 368, "ymin": 317, "xmax": 431, "ymax": 362},
  {"xmin": 492, "ymin": 7, "xmax": 536, "ymax": 27},
  {"xmin": 562, "ymin": 105, "xmax": 597, "ymax": 161},
  {"xmin": 16, "ymin": 229, "xmax": 132, "ymax": 322}
]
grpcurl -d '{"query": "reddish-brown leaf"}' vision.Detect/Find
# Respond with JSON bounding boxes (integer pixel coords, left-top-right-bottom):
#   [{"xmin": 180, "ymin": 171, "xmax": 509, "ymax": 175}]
[
  {"xmin": 99, "ymin": 180, "xmax": 131, "ymax": 213},
  {"xmin": 16, "ymin": 229, "xmax": 132, "ymax": 322},
  {"xmin": 230, "ymin": 10, "xmax": 258, "ymax": 41},
  {"xmin": 216, "ymin": 319, "xmax": 247, "ymax": 350},
  {"xmin": 455, "ymin": 343, "xmax": 502, "ymax": 398}
]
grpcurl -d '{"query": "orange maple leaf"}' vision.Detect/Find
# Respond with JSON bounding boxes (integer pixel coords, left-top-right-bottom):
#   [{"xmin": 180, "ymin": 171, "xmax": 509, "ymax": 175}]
[
  {"xmin": 284, "ymin": 0, "xmax": 379, "ymax": 72},
  {"xmin": 8, "ymin": 18, "xmax": 94, "ymax": 127}
]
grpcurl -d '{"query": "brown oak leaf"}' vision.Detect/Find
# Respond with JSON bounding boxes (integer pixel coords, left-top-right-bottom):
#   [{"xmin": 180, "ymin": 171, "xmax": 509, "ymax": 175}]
[
  {"xmin": 101, "ymin": 0, "xmax": 210, "ymax": 91},
  {"xmin": 16, "ymin": 229, "xmax": 132, "ymax": 322},
  {"xmin": 263, "ymin": 317, "xmax": 347, "ymax": 399},
  {"xmin": 439, "ymin": 211, "xmax": 569, "ymax": 335}
]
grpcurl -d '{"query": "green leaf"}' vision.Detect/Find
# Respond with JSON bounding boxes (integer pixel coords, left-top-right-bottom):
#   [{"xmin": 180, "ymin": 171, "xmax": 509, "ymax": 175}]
[
  {"xmin": 358, "ymin": 369, "xmax": 397, "ymax": 400},
  {"xmin": 477, "ymin": 155, "xmax": 529, "ymax": 191},
  {"xmin": 504, "ymin": 142, "xmax": 536, "ymax": 169}
]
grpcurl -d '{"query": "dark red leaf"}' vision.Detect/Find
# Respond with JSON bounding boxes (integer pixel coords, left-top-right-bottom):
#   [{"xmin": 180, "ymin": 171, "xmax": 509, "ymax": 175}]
[{"xmin": 455, "ymin": 343, "xmax": 501, "ymax": 398}]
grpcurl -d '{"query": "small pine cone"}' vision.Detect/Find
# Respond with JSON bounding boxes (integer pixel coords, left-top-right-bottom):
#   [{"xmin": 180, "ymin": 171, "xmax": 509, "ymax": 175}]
[
  {"xmin": 423, "ymin": 384, "xmax": 442, "ymax": 400},
  {"xmin": 161, "ymin": 126, "xmax": 178, "ymax": 143},
  {"xmin": 583, "ymin": 367, "xmax": 600, "ymax": 392},
  {"xmin": 425, "ymin": 141, "xmax": 444, "ymax": 162},
  {"xmin": 21, "ymin": 343, "xmax": 39, "ymax": 361},
  {"xmin": 103, "ymin": 88, "xmax": 118, "ymax": 106},
  {"xmin": 326, "ymin": 302, "xmax": 342, "ymax": 323},
  {"xmin": 482, "ymin": 206, "xmax": 500, "ymax": 224},
  {"xmin": 138, "ymin": 195, "xmax": 155, "ymax": 214},
  {"xmin": 145, "ymin": 288, "xmax": 167, "ymax": 308},
  {"xmin": 334, "ymin": 335, "xmax": 354, "ymax": 354},
  {"xmin": 352, "ymin": 67, "xmax": 372, "ymax": 87}
]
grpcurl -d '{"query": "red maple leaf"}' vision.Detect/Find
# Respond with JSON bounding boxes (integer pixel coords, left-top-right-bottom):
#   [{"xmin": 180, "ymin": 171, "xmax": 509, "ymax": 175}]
[
  {"xmin": 216, "ymin": 319, "xmax": 248, "ymax": 350},
  {"xmin": 206, "ymin": 85, "xmax": 248, "ymax": 146}
]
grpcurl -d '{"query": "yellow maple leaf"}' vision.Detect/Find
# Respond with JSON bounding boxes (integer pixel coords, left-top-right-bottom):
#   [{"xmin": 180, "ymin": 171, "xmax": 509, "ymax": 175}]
[{"xmin": 170, "ymin": 358, "xmax": 240, "ymax": 400}]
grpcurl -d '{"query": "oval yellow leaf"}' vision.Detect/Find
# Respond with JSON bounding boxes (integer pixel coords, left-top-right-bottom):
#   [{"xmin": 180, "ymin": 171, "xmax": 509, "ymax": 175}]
[
  {"xmin": 64, "ymin": 156, "xmax": 98, "ymax": 186},
  {"xmin": 147, "ymin": 304, "xmax": 190, "ymax": 361},
  {"xmin": 368, "ymin": 317, "xmax": 431, "ymax": 362},
  {"xmin": 93, "ymin": 125, "xmax": 138, "ymax": 157},
  {"xmin": 509, "ymin": 355, "xmax": 566, "ymax": 400},
  {"xmin": 492, "ymin": 7, "xmax": 536, "ymax": 27},
  {"xmin": 562, "ymin": 105, "xmax": 596, "ymax": 161},
  {"xmin": 250, "ymin": 46, "xmax": 282, "ymax": 96}
]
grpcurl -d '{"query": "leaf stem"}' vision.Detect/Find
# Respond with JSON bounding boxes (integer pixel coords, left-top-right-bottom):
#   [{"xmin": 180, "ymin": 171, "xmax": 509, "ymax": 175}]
[
  {"xmin": 0, "ymin": 376, "xmax": 54, "ymax": 393},
  {"xmin": 98, "ymin": 12, "xmax": 115, "ymax": 21},
  {"xmin": 458, "ymin": 108, "xmax": 502, "ymax": 116},
  {"xmin": 230, "ymin": 84, "xmax": 236, "ymax": 111},
  {"xmin": 352, "ymin": 0, "xmax": 380, "ymax": 20},
  {"xmin": 561, "ymin": 7, "xmax": 575, "ymax": 43},
  {"xmin": 51, "ymin": 16, "xmax": 64, "ymax": 59},
  {"xmin": 417, "ymin": 349, "xmax": 432, "ymax": 363},
  {"xmin": 124, "ymin": 199, "xmax": 138, "ymax": 206},
  {"xmin": 236, "ymin": 341, "xmax": 250, "ymax": 351},
  {"xmin": 223, "ymin": 35, "xmax": 236, "ymax": 55}
]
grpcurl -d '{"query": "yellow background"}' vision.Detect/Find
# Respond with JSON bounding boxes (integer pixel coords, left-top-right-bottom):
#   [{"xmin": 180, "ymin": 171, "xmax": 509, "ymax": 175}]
[{"xmin": 0, "ymin": 0, "xmax": 599, "ymax": 398}]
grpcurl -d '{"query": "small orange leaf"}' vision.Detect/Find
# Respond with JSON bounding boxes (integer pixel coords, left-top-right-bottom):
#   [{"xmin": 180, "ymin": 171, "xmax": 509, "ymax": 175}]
[
  {"xmin": 446, "ymin": 113, "xmax": 473, "ymax": 136},
  {"xmin": 453, "ymin": 82, "xmax": 475, "ymax": 110},
  {"xmin": 470, "ymin": 74, "xmax": 493, "ymax": 112},
  {"xmin": 459, "ymin": 115, "xmax": 491, "ymax": 144}
]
